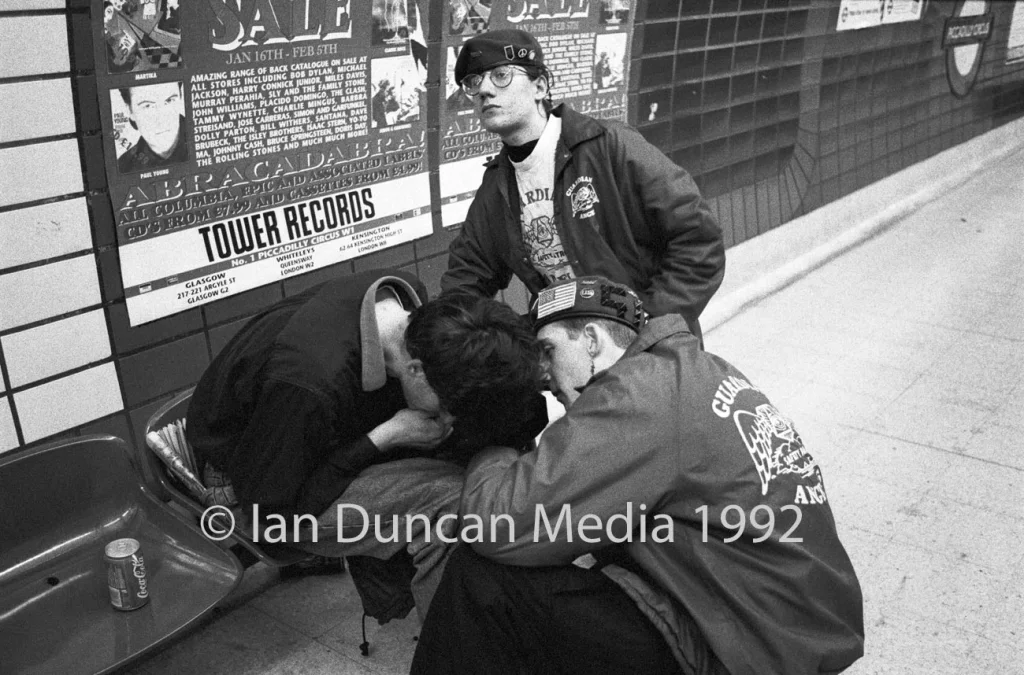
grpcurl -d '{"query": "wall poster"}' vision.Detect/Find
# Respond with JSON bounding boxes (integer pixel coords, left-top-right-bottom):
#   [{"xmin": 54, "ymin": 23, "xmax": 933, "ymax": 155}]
[
  {"xmin": 439, "ymin": 0, "xmax": 636, "ymax": 228},
  {"xmin": 1008, "ymin": 0, "xmax": 1024, "ymax": 64},
  {"xmin": 95, "ymin": 0, "xmax": 431, "ymax": 325},
  {"xmin": 837, "ymin": 0, "xmax": 924, "ymax": 32}
]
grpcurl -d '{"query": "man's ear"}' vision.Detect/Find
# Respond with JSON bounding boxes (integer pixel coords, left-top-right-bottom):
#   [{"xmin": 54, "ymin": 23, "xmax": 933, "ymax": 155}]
[
  {"xmin": 583, "ymin": 323, "xmax": 602, "ymax": 357},
  {"xmin": 534, "ymin": 75, "xmax": 549, "ymax": 101}
]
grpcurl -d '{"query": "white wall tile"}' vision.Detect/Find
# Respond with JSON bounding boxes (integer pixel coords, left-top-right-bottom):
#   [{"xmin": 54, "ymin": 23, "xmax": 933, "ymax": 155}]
[
  {"xmin": 0, "ymin": 198, "xmax": 92, "ymax": 270},
  {"xmin": 0, "ymin": 79, "xmax": 75, "ymax": 143},
  {"xmin": 0, "ymin": 140, "xmax": 82, "ymax": 207},
  {"xmin": 0, "ymin": 16, "xmax": 70, "ymax": 78},
  {"xmin": 0, "ymin": 398, "xmax": 16, "ymax": 455},
  {"xmin": 4, "ymin": 1, "xmax": 67, "ymax": 9},
  {"xmin": 3, "ymin": 310, "xmax": 111, "ymax": 388},
  {"xmin": 0, "ymin": 254, "xmax": 100, "ymax": 331},
  {"xmin": 15, "ymin": 363, "xmax": 122, "ymax": 444}
]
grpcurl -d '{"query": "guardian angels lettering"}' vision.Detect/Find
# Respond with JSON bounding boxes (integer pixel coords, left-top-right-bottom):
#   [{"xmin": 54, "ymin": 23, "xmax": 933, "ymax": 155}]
[{"xmin": 712, "ymin": 377, "xmax": 828, "ymax": 505}]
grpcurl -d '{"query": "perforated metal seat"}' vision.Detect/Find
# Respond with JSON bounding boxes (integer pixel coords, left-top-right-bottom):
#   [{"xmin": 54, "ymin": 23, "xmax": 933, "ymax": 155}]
[
  {"xmin": 142, "ymin": 388, "xmax": 317, "ymax": 568},
  {"xmin": 0, "ymin": 434, "xmax": 243, "ymax": 675}
]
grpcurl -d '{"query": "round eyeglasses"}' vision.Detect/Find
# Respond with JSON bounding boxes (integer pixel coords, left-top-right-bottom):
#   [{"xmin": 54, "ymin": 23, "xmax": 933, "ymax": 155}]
[{"xmin": 461, "ymin": 65, "xmax": 527, "ymax": 97}]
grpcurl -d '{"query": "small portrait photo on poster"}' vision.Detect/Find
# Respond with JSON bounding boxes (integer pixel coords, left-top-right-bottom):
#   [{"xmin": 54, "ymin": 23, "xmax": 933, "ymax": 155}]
[
  {"xmin": 372, "ymin": 0, "xmax": 410, "ymax": 45},
  {"xmin": 593, "ymin": 33, "xmax": 627, "ymax": 90},
  {"xmin": 103, "ymin": 0, "xmax": 182, "ymax": 73},
  {"xmin": 370, "ymin": 55, "xmax": 425, "ymax": 128},
  {"xmin": 599, "ymin": 0, "xmax": 630, "ymax": 26},
  {"xmin": 448, "ymin": 0, "xmax": 491, "ymax": 36},
  {"xmin": 112, "ymin": 81, "xmax": 189, "ymax": 174}
]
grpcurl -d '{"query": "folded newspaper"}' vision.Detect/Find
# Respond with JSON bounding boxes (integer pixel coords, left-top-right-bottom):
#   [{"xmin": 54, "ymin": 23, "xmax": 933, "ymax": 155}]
[
  {"xmin": 146, "ymin": 424, "xmax": 209, "ymax": 501},
  {"xmin": 146, "ymin": 420, "xmax": 236, "ymax": 507}
]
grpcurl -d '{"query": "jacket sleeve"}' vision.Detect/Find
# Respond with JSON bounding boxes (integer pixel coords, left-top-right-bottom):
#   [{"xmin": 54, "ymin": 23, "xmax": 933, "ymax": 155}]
[
  {"xmin": 224, "ymin": 379, "xmax": 380, "ymax": 519},
  {"xmin": 440, "ymin": 187, "xmax": 513, "ymax": 299},
  {"xmin": 613, "ymin": 126, "xmax": 726, "ymax": 321},
  {"xmin": 460, "ymin": 366, "xmax": 678, "ymax": 566}
]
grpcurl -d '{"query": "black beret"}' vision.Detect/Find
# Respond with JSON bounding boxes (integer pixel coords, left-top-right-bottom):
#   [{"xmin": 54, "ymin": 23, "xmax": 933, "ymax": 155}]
[{"xmin": 454, "ymin": 29, "xmax": 544, "ymax": 86}]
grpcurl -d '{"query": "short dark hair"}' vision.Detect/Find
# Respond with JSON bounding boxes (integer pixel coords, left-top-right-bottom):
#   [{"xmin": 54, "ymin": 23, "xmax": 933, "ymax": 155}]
[
  {"xmin": 406, "ymin": 292, "xmax": 545, "ymax": 445},
  {"xmin": 119, "ymin": 81, "xmax": 183, "ymax": 109},
  {"xmin": 522, "ymin": 64, "xmax": 555, "ymax": 113},
  {"xmin": 560, "ymin": 317, "xmax": 637, "ymax": 349}
]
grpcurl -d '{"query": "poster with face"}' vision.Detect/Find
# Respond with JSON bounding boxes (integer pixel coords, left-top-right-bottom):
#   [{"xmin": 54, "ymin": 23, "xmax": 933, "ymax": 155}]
[
  {"xmin": 93, "ymin": 0, "xmax": 432, "ymax": 326},
  {"xmin": 111, "ymin": 82, "xmax": 188, "ymax": 173}
]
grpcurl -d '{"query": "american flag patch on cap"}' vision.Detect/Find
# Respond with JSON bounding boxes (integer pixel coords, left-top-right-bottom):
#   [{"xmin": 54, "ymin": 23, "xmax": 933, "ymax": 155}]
[{"xmin": 535, "ymin": 281, "xmax": 578, "ymax": 319}]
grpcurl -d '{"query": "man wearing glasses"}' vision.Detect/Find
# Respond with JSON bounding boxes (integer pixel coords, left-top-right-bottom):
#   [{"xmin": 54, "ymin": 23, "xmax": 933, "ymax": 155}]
[{"xmin": 441, "ymin": 29, "xmax": 725, "ymax": 344}]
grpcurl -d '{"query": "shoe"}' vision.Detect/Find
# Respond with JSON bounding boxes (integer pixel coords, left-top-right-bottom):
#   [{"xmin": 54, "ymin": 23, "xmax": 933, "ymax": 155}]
[{"xmin": 279, "ymin": 555, "xmax": 346, "ymax": 579}]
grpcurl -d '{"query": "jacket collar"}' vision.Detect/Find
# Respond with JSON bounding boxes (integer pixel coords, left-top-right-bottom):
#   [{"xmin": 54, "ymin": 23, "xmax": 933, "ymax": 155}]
[
  {"xmin": 483, "ymin": 103, "xmax": 605, "ymax": 169},
  {"xmin": 579, "ymin": 316, "xmax": 693, "ymax": 392},
  {"xmin": 358, "ymin": 276, "xmax": 423, "ymax": 392},
  {"xmin": 626, "ymin": 315, "xmax": 694, "ymax": 357}
]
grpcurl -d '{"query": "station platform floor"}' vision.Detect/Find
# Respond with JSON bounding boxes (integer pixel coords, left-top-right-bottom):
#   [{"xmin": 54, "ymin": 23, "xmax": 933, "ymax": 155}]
[{"xmin": 121, "ymin": 144, "xmax": 1024, "ymax": 675}]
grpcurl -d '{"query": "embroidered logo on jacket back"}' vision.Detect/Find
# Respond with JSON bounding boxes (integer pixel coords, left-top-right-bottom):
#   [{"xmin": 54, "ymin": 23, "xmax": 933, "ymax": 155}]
[{"xmin": 733, "ymin": 403, "xmax": 826, "ymax": 504}]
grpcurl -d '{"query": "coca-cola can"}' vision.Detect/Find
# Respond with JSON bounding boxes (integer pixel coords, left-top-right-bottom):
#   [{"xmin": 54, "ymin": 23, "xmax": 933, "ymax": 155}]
[{"xmin": 105, "ymin": 538, "xmax": 150, "ymax": 611}]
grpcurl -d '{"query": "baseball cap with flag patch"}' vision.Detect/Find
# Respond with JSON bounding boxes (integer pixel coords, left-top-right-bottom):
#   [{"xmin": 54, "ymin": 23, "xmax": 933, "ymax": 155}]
[
  {"xmin": 454, "ymin": 29, "xmax": 544, "ymax": 85},
  {"xmin": 532, "ymin": 277, "xmax": 648, "ymax": 333}
]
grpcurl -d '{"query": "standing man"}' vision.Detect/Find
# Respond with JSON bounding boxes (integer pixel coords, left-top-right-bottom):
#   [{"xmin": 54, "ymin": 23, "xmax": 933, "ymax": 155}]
[
  {"xmin": 442, "ymin": 29, "xmax": 725, "ymax": 342},
  {"xmin": 411, "ymin": 277, "xmax": 864, "ymax": 674}
]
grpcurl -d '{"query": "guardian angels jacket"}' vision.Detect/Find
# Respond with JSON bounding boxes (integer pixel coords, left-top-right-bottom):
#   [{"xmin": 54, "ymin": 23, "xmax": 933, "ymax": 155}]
[
  {"xmin": 461, "ymin": 315, "xmax": 865, "ymax": 675},
  {"xmin": 441, "ymin": 105, "xmax": 725, "ymax": 338}
]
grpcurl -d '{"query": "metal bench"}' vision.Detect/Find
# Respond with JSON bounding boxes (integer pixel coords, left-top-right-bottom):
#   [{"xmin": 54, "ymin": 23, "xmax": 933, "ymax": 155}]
[
  {"xmin": 0, "ymin": 434, "xmax": 243, "ymax": 675},
  {"xmin": 142, "ymin": 388, "xmax": 319, "ymax": 568}
]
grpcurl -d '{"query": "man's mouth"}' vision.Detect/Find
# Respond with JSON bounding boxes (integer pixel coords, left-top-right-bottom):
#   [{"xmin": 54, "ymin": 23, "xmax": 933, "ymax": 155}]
[{"xmin": 481, "ymin": 104, "xmax": 498, "ymax": 113}]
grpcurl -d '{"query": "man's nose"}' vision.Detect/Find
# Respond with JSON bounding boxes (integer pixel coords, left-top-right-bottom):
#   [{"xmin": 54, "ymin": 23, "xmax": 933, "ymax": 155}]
[{"xmin": 476, "ymin": 74, "xmax": 497, "ymax": 97}]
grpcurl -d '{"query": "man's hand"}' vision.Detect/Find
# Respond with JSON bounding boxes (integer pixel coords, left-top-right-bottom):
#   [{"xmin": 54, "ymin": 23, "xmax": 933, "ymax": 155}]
[{"xmin": 368, "ymin": 408, "xmax": 455, "ymax": 452}]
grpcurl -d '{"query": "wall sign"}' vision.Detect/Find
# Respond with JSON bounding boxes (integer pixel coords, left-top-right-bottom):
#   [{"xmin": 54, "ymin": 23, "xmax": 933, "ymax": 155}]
[
  {"xmin": 1005, "ymin": 0, "xmax": 1024, "ymax": 64},
  {"xmin": 944, "ymin": 0, "xmax": 993, "ymax": 97},
  {"xmin": 837, "ymin": 0, "xmax": 924, "ymax": 32}
]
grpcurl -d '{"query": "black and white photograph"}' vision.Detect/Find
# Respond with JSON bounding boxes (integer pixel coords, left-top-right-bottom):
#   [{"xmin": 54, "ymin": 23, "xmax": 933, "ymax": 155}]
[
  {"xmin": 5, "ymin": 3, "xmax": 1024, "ymax": 675},
  {"xmin": 593, "ymin": 32, "xmax": 626, "ymax": 89},
  {"xmin": 102, "ymin": 0, "xmax": 182, "ymax": 73},
  {"xmin": 370, "ymin": 55, "xmax": 424, "ymax": 127},
  {"xmin": 371, "ymin": 0, "xmax": 410, "ymax": 45},
  {"xmin": 111, "ymin": 81, "xmax": 188, "ymax": 173},
  {"xmin": 448, "ymin": 0, "xmax": 492, "ymax": 36},
  {"xmin": 599, "ymin": 0, "xmax": 630, "ymax": 26}
]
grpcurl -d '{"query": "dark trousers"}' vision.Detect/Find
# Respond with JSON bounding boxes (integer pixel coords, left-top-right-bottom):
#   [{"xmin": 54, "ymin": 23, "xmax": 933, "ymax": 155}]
[{"xmin": 410, "ymin": 546, "xmax": 686, "ymax": 675}]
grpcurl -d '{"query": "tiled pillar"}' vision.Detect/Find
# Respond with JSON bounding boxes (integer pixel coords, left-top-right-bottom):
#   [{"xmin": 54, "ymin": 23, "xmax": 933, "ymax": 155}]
[{"xmin": 0, "ymin": 2, "xmax": 123, "ymax": 453}]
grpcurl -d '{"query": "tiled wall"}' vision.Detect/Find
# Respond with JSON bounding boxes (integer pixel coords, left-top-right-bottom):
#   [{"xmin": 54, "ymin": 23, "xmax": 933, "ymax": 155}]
[
  {"xmin": 630, "ymin": 0, "xmax": 1024, "ymax": 248},
  {"xmin": 1, "ymin": 0, "xmax": 1022, "ymax": 457},
  {"xmin": 0, "ymin": 1, "xmax": 124, "ymax": 452}
]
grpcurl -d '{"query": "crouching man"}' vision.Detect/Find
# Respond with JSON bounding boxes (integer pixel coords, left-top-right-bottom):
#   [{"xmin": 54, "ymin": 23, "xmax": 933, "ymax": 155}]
[
  {"xmin": 186, "ymin": 270, "xmax": 544, "ymax": 623},
  {"xmin": 411, "ymin": 276, "xmax": 864, "ymax": 674}
]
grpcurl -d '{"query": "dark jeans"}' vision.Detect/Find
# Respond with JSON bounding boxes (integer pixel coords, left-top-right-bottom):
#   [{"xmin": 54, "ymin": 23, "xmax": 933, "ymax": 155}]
[{"xmin": 410, "ymin": 546, "xmax": 687, "ymax": 675}]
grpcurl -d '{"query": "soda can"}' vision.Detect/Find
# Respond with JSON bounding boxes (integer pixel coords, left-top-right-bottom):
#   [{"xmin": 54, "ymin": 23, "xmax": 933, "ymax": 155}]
[{"xmin": 105, "ymin": 538, "xmax": 151, "ymax": 611}]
